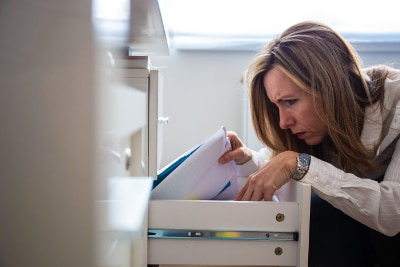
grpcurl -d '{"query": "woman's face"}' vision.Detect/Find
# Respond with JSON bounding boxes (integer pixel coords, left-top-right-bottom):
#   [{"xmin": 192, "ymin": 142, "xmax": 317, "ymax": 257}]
[{"xmin": 263, "ymin": 67, "xmax": 328, "ymax": 146}]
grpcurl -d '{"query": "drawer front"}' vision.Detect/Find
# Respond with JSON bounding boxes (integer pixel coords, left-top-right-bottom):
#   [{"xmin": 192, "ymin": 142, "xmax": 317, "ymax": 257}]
[
  {"xmin": 98, "ymin": 79, "xmax": 147, "ymax": 179},
  {"xmin": 149, "ymin": 238, "xmax": 297, "ymax": 266},
  {"xmin": 148, "ymin": 200, "xmax": 299, "ymax": 231}
]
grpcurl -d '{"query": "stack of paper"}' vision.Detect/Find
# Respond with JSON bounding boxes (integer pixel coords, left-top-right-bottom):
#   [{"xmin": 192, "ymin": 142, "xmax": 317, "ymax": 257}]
[{"xmin": 151, "ymin": 126, "xmax": 238, "ymax": 200}]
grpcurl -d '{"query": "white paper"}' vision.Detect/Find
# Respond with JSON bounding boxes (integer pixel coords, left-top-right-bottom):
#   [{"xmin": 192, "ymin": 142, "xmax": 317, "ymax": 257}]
[{"xmin": 151, "ymin": 126, "xmax": 238, "ymax": 200}]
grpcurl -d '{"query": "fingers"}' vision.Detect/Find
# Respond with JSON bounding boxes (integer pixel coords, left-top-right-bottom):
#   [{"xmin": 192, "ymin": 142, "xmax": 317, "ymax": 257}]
[
  {"xmin": 234, "ymin": 184, "xmax": 247, "ymax": 200},
  {"xmin": 234, "ymin": 151, "xmax": 298, "ymax": 202},
  {"xmin": 263, "ymin": 191, "xmax": 274, "ymax": 202},
  {"xmin": 218, "ymin": 151, "xmax": 234, "ymax": 164},
  {"xmin": 219, "ymin": 131, "xmax": 253, "ymax": 165},
  {"xmin": 226, "ymin": 131, "xmax": 240, "ymax": 140},
  {"xmin": 219, "ymin": 147, "xmax": 251, "ymax": 165},
  {"xmin": 226, "ymin": 131, "xmax": 244, "ymax": 150},
  {"xmin": 234, "ymin": 170, "xmax": 277, "ymax": 202}
]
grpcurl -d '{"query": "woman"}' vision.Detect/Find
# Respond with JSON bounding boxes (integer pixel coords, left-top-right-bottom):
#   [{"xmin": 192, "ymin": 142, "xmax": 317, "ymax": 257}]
[{"xmin": 219, "ymin": 21, "xmax": 400, "ymax": 266}]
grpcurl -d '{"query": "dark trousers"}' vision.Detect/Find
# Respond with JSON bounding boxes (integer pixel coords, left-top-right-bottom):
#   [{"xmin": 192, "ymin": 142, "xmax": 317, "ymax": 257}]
[{"xmin": 308, "ymin": 193, "xmax": 400, "ymax": 267}]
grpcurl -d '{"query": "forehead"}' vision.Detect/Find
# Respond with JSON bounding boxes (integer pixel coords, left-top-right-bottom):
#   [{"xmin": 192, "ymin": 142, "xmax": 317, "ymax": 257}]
[{"xmin": 263, "ymin": 67, "xmax": 305, "ymax": 102}]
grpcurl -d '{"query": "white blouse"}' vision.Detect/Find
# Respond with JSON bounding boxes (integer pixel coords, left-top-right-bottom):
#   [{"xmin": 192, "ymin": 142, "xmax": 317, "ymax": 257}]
[{"xmin": 239, "ymin": 68, "xmax": 400, "ymax": 237}]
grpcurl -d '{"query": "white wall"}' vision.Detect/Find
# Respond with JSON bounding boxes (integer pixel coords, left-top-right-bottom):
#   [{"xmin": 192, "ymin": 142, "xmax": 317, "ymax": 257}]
[
  {"xmin": 151, "ymin": 49, "xmax": 256, "ymax": 166},
  {"xmin": 152, "ymin": 48, "xmax": 400, "ymax": 167}
]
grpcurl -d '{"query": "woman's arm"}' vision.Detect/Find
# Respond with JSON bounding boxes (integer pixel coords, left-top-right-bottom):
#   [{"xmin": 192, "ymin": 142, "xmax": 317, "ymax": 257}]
[{"xmin": 303, "ymin": 140, "xmax": 400, "ymax": 236}]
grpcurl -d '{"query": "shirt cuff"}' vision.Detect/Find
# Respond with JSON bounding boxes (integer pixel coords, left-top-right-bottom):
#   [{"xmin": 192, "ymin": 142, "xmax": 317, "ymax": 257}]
[
  {"xmin": 237, "ymin": 148, "xmax": 270, "ymax": 177},
  {"xmin": 301, "ymin": 156, "xmax": 343, "ymax": 195}
]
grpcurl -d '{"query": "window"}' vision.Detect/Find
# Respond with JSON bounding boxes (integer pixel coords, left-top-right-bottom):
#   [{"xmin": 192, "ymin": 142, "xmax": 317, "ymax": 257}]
[{"xmin": 161, "ymin": 0, "xmax": 400, "ymax": 51}]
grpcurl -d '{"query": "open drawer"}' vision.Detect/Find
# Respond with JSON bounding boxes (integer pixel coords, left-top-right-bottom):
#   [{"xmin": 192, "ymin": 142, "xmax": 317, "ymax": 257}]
[{"xmin": 147, "ymin": 180, "xmax": 311, "ymax": 267}]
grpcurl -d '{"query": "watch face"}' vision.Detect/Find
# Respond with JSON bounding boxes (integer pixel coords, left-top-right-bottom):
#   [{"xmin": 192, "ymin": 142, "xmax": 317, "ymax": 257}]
[
  {"xmin": 299, "ymin": 153, "xmax": 311, "ymax": 166},
  {"xmin": 293, "ymin": 153, "xmax": 311, "ymax": 181}
]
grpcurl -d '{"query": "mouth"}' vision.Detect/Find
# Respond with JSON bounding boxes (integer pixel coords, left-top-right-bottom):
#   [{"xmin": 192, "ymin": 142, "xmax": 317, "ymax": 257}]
[{"xmin": 295, "ymin": 132, "xmax": 306, "ymax": 139}]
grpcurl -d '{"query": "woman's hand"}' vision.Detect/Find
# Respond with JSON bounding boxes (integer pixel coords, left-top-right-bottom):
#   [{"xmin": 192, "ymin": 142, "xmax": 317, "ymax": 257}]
[
  {"xmin": 235, "ymin": 151, "xmax": 299, "ymax": 201},
  {"xmin": 218, "ymin": 131, "xmax": 252, "ymax": 165}
]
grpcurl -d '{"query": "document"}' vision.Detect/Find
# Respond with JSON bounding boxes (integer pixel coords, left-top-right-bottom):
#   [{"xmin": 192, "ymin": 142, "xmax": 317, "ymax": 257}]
[{"xmin": 151, "ymin": 126, "xmax": 238, "ymax": 200}]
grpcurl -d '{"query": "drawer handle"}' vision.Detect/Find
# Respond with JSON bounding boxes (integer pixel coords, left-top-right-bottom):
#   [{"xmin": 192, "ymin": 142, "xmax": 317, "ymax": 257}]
[
  {"xmin": 124, "ymin": 147, "xmax": 132, "ymax": 171},
  {"xmin": 276, "ymin": 213, "xmax": 285, "ymax": 222},
  {"xmin": 158, "ymin": 116, "xmax": 169, "ymax": 124},
  {"xmin": 274, "ymin": 247, "xmax": 283, "ymax": 256}
]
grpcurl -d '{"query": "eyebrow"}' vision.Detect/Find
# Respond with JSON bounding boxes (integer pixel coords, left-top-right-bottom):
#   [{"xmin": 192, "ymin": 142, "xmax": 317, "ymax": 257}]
[{"xmin": 273, "ymin": 94, "xmax": 297, "ymax": 104}]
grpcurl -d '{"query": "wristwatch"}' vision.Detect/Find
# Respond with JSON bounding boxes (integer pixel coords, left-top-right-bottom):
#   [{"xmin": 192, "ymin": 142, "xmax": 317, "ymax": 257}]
[{"xmin": 293, "ymin": 153, "xmax": 311, "ymax": 181}]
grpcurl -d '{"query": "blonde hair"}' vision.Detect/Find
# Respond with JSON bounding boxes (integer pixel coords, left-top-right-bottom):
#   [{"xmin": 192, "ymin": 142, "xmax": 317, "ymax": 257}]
[{"xmin": 246, "ymin": 21, "xmax": 388, "ymax": 175}]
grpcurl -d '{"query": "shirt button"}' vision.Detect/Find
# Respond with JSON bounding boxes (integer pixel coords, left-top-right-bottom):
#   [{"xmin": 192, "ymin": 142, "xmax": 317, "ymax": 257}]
[{"xmin": 313, "ymin": 176, "xmax": 319, "ymax": 182}]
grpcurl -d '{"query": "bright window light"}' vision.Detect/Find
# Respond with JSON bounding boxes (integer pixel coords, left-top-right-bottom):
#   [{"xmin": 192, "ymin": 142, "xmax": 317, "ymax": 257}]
[{"xmin": 162, "ymin": 0, "xmax": 400, "ymax": 50}]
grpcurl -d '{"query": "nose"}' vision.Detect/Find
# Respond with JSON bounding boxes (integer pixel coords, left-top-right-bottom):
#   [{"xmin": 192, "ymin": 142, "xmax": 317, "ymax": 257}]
[{"xmin": 279, "ymin": 109, "xmax": 295, "ymax": 129}]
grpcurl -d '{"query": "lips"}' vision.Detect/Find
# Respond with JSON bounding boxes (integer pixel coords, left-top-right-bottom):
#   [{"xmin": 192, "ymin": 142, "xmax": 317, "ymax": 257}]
[{"xmin": 295, "ymin": 132, "xmax": 306, "ymax": 139}]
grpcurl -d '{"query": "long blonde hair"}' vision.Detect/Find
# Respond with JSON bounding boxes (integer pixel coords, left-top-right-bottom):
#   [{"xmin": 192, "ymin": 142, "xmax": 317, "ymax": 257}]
[{"xmin": 246, "ymin": 21, "xmax": 388, "ymax": 175}]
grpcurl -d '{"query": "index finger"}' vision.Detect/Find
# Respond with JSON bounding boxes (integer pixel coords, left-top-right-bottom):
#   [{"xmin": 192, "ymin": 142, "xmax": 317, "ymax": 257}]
[{"xmin": 234, "ymin": 182, "xmax": 248, "ymax": 200}]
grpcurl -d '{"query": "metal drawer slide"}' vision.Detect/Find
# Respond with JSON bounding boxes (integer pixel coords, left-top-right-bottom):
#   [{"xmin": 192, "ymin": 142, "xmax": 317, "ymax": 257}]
[{"xmin": 148, "ymin": 229, "xmax": 298, "ymax": 241}]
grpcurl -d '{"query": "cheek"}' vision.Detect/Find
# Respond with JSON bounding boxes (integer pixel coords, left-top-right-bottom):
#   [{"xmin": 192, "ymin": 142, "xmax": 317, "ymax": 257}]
[
  {"xmin": 308, "ymin": 110, "xmax": 328, "ymax": 135},
  {"xmin": 299, "ymin": 106, "xmax": 322, "ymax": 128}
]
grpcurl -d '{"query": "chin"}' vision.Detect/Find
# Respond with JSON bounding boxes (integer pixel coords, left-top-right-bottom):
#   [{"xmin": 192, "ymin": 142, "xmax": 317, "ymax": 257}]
[{"xmin": 304, "ymin": 138, "xmax": 323, "ymax": 146}]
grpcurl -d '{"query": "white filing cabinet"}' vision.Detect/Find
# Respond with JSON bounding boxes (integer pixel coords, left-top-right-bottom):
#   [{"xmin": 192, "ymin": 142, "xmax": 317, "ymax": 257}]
[
  {"xmin": 94, "ymin": 0, "xmax": 169, "ymax": 265},
  {"xmin": 147, "ymin": 180, "xmax": 311, "ymax": 267},
  {"xmin": 97, "ymin": 63, "xmax": 162, "ymax": 267}
]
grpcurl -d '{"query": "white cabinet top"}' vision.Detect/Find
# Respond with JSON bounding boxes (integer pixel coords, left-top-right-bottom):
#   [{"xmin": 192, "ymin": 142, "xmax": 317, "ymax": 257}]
[{"xmin": 93, "ymin": 0, "xmax": 169, "ymax": 56}]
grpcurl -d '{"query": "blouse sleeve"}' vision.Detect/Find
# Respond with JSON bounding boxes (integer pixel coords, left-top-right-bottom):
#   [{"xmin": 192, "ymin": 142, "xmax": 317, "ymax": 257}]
[{"xmin": 301, "ymin": 138, "xmax": 400, "ymax": 237}]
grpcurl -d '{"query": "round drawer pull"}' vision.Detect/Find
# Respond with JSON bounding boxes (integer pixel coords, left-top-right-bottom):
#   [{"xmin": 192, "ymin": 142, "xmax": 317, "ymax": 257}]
[
  {"xmin": 276, "ymin": 213, "xmax": 285, "ymax": 222},
  {"xmin": 274, "ymin": 247, "xmax": 283, "ymax": 256}
]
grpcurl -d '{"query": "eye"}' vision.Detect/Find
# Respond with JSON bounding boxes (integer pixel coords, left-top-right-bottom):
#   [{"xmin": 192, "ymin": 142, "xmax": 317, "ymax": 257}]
[{"xmin": 284, "ymin": 99, "xmax": 297, "ymax": 106}]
